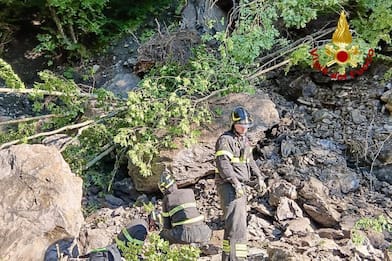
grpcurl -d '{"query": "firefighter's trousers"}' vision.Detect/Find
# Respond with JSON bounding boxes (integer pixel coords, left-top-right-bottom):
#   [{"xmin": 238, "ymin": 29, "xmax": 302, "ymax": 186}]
[
  {"xmin": 217, "ymin": 182, "xmax": 248, "ymax": 261},
  {"xmin": 160, "ymin": 223, "xmax": 212, "ymax": 245}
]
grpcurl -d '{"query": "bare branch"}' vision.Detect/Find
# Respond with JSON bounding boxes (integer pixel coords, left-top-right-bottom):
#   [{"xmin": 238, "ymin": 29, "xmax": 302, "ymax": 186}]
[
  {"xmin": 0, "ymin": 87, "xmax": 96, "ymax": 98},
  {"xmin": 48, "ymin": 6, "xmax": 69, "ymax": 44},
  {"xmin": 0, "ymin": 114, "xmax": 59, "ymax": 126},
  {"xmin": 195, "ymin": 87, "xmax": 230, "ymax": 104},
  {"xmin": 85, "ymin": 144, "xmax": 115, "ymax": 170},
  {"xmin": 247, "ymin": 59, "xmax": 291, "ymax": 80},
  {"xmin": 0, "ymin": 120, "xmax": 94, "ymax": 150},
  {"xmin": 108, "ymin": 147, "xmax": 126, "ymax": 192},
  {"xmin": 59, "ymin": 107, "xmax": 128, "ymax": 152},
  {"xmin": 247, "ymin": 27, "xmax": 335, "ymax": 79},
  {"xmin": 68, "ymin": 24, "xmax": 77, "ymax": 44},
  {"xmin": 370, "ymin": 133, "xmax": 392, "ymax": 175}
]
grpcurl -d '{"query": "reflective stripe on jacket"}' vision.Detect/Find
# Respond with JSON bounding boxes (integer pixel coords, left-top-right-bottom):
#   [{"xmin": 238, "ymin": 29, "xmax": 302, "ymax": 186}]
[
  {"xmin": 115, "ymin": 227, "xmax": 144, "ymax": 246},
  {"xmin": 162, "ymin": 188, "xmax": 204, "ymax": 228},
  {"xmin": 215, "ymin": 130, "xmax": 261, "ymax": 184}
]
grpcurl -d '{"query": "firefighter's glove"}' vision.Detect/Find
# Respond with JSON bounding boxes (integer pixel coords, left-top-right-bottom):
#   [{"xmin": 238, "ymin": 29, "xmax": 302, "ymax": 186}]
[
  {"xmin": 257, "ymin": 176, "xmax": 267, "ymax": 195},
  {"xmin": 148, "ymin": 211, "xmax": 162, "ymax": 231},
  {"xmin": 234, "ymin": 184, "xmax": 245, "ymax": 199}
]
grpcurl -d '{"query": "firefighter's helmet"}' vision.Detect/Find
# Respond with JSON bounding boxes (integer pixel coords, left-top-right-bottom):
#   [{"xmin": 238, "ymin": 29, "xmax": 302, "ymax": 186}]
[
  {"xmin": 158, "ymin": 169, "xmax": 176, "ymax": 193},
  {"xmin": 231, "ymin": 106, "xmax": 253, "ymax": 127}
]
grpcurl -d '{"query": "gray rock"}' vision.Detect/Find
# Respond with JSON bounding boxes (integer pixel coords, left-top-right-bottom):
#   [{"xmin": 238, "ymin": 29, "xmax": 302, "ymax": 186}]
[
  {"xmin": 42, "ymin": 134, "xmax": 75, "ymax": 151},
  {"xmin": 268, "ymin": 180, "xmax": 297, "ymax": 207},
  {"xmin": 0, "ymin": 144, "xmax": 83, "ymax": 261},
  {"xmin": 317, "ymin": 228, "xmax": 345, "ymax": 240},
  {"xmin": 351, "ymin": 109, "xmax": 366, "ymax": 124},
  {"xmin": 282, "ymin": 217, "xmax": 314, "ymax": 237},
  {"xmin": 276, "ymin": 197, "xmax": 303, "ymax": 221},
  {"xmin": 377, "ymin": 142, "xmax": 392, "ymax": 165},
  {"xmin": 103, "ymin": 73, "xmax": 140, "ymax": 98},
  {"xmin": 373, "ymin": 165, "xmax": 392, "ymax": 184},
  {"xmin": 104, "ymin": 194, "xmax": 124, "ymax": 207}
]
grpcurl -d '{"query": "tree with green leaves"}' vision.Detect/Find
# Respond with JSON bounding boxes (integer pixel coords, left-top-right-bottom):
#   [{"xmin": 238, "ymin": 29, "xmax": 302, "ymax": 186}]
[{"xmin": 0, "ymin": 0, "xmax": 391, "ymax": 191}]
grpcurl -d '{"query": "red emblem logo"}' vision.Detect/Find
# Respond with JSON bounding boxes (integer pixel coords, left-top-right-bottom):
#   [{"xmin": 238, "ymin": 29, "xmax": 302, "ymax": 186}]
[{"xmin": 310, "ymin": 11, "xmax": 375, "ymax": 80}]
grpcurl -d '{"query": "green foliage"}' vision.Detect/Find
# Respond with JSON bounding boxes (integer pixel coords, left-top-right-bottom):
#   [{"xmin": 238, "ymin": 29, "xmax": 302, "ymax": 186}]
[
  {"xmin": 62, "ymin": 123, "xmax": 112, "ymax": 173},
  {"xmin": 275, "ymin": 0, "xmax": 344, "ymax": 28},
  {"xmin": 0, "ymin": 122, "xmax": 36, "ymax": 144},
  {"xmin": 0, "ymin": 58, "xmax": 25, "ymax": 89},
  {"xmin": 384, "ymin": 68, "xmax": 392, "ymax": 81},
  {"xmin": 351, "ymin": 229, "xmax": 365, "ymax": 245},
  {"xmin": 48, "ymin": 0, "xmax": 108, "ymax": 34},
  {"xmin": 118, "ymin": 232, "xmax": 200, "ymax": 261},
  {"xmin": 139, "ymin": 29, "xmax": 156, "ymax": 43},
  {"xmin": 354, "ymin": 215, "xmax": 392, "ymax": 233},
  {"xmin": 85, "ymin": 169, "xmax": 112, "ymax": 191},
  {"xmin": 113, "ymin": 43, "xmax": 255, "ymax": 176},
  {"xmin": 1, "ymin": 0, "xmax": 180, "ymax": 61},
  {"xmin": 220, "ymin": 0, "xmax": 280, "ymax": 65},
  {"xmin": 0, "ymin": 23, "xmax": 13, "ymax": 55},
  {"xmin": 352, "ymin": 0, "xmax": 392, "ymax": 46},
  {"xmin": 82, "ymin": 201, "xmax": 100, "ymax": 217},
  {"xmin": 0, "ymin": 66, "xmax": 123, "ymax": 191},
  {"xmin": 4, "ymin": 0, "xmax": 391, "ymax": 189},
  {"xmin": 351, "ymin": 215, "xmax": 392, "ymax": 246},
  {"xmin": 106, "ymin": 0, "xmax": 175, "ymax": 34},
  {"xmin": 113, "ymin": 83, "xmax": 210, "ymax": 176},
  {"xmin": 31, "ymin": 70, "xmax": 87, "ymax": 126},
  {"xmin": 286, "ymin": 44, "xmax": 313, "ymax": 73},
  {"xmin": 33, "ymin": 0, "xmax": 109, "ymax": 60},
  {"xmin": 174, "ymin": 0, "xmax": 187, "ymax": 16}
]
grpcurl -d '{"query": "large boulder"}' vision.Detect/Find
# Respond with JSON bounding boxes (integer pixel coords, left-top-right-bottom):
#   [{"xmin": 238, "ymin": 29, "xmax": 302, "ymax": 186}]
[
  {"xmin": 298, "ymin": 177, "xmax": 341, "ymax": 227},
  {"xmin": 0, "ymin": 144, "xmax": 84, "ymax": 261},
  {"xmin": 128, "ymin": 91, "xmax": 280, "ymax": 192}
]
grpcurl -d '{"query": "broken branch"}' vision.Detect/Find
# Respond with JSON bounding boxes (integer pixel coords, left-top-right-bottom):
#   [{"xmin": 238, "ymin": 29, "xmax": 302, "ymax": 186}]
[
  {"xmin": 0, "ymin": 120, "xmax": 94, "ymax": 150},
  {"xmin": 0, "ymin": 87, "xmax": 96, "ymax": 98},
  {"xmin": 0, "ymin": 114, "xmax": 59, "ymax": 126}
]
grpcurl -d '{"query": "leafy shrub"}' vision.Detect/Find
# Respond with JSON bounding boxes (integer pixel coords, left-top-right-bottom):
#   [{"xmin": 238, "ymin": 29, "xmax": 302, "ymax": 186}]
[
  {"xmin": 351, "ymin": 0, "xmax": 392, "ymax": 47},
  {"xmin": 276, "ymin": 0, "xmax": 344, "ymax": 29},
  {"xmin": 219, "ymin": 0, "xmax": 280, "ymax": 65},
  {"xmin": 354, "ymin": 215, "xmax": 392, "ymax": 233},
  {"xmin": 30, "ymin": 70, "xmax": 88, "ymax": 126},
  {"xmin": 0, "ymin": 58, "xmax": 25, "ymax": 89},
  {"xmin": 351, "ymin": 215, "xmax": 392, "ymax": 246},
  {"xmin": 118, "ymin": 232, "xmax": 200, "ymax": 261}
]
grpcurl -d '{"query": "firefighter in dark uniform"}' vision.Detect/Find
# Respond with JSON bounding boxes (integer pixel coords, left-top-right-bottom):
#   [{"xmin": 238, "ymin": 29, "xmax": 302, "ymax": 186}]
[
  {"xmin": 215, "ymin": 106, "xmax": 267, "ymax": 261},
  {"xmin": 158, "ymin": 170, "xmax": 212, "ymax": 245},
  {"xmin": 44, "ymin": 219, "xmax": 148, "ymax": 261}
]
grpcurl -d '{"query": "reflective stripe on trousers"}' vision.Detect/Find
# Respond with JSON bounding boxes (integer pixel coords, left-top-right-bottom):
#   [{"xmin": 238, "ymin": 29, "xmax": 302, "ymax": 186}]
[
  {"xmin": 222, "ymin": 240, "xmax": 248, "ymax": 259},
  {"xmin": 217, "ymin": 182, "xmax": 248, "ymax": 261}
]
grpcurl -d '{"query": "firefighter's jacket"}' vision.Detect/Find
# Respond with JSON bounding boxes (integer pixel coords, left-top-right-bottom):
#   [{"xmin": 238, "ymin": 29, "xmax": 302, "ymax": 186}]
[
  {"xmin": 161, "ymin": 188, "xmax": 205, "ymax": 229},
  {"xmin": 215, "ymin": 129, "xmax": 264, "ymax": 185},
  {"xmin": 88, "ymin": 219, "xmax": 147, "ymax": 261},
  {"xmin": 45, "ymin": 219, "xmax": 147, "ymax": 261}
]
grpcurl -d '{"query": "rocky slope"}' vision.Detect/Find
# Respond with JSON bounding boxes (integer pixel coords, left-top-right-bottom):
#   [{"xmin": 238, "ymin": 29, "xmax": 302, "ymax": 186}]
[{"xmin": 76, "ymin": 58, "xmax": 392, "ymax": 261}]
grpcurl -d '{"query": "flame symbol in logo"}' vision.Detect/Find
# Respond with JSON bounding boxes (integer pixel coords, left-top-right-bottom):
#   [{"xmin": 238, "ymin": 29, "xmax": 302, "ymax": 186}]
[{"xmin": 325, "ymin": 11, "xmax": 360, "ymax": 68}]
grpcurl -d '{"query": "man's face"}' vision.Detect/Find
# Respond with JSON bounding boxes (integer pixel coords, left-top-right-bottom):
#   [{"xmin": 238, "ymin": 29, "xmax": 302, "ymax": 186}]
[{"xmin": 234, "ymin": 124, "xmax": 248, "ymax": 135}]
